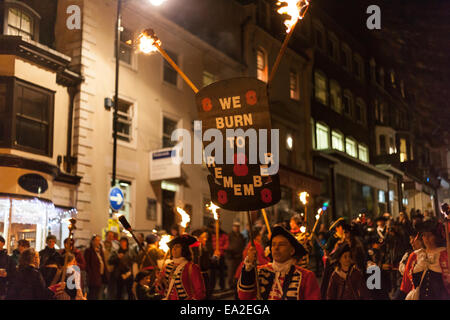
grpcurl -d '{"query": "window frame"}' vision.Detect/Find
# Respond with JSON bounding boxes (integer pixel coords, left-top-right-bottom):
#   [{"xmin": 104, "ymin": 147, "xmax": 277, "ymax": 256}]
[
  {"xmin": 314, "ymin": 70, "xmax": 328, "ymax": 106},
  {"xmin": 341, "ymin": 43, "xmax": 352, "ymax": 72},
  {"xmin": 342, "ymin": 90, "xmax": 353, "ymax": 119},
  {"xmin": 256, "ymin": 47, "xmax": 268, "ymax": 83},
  {"xmin": 355, "ymin": 98, "xmax": 366, "ymax": 125},
  {"xmin": 358, "ymin": 144, "xmax": 369, "ymax": 163},
  {"xmin": 316, "ymin": 122, "xmax": 330, "ymax": 150},
  {"xmin": 162, "ymin": 115, "xmax": 179, "ymax": 149},
  {"xmin": 345, "ymin": 137, "xmax": 357, "ymax": 158},
  {"xmin": 331, "ymin": 130, "xmax": 344, "ymax": 152},
  {"xmin": 0, "ymin": 76, "xmax": 54, "ymax": 157},
  {"xmin": 329, "ymin": 80, "xmax": 342, "ymax": 114},
  {"xmin": 289, "ymin": 69, "xmax": 300, "ymax": 101},
  {"xmin": 2, "ymin": 1, "xmax": 40, "ymax": 41}
]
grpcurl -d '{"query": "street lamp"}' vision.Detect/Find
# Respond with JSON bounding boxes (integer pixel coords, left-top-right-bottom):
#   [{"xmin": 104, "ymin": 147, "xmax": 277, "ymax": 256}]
[{"xmin": 111, "ymin": 0, "xmax": 167, "ymax": 188}]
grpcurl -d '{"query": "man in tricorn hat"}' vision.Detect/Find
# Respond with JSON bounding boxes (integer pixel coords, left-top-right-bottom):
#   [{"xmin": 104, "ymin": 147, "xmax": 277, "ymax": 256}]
[
  {"xmin": 237, "ymin": 225, "xmax": 320, "ymax": 300},
  {"xmin": 157, "ymin": 234, "xmax": 206, "ymax": 300}
]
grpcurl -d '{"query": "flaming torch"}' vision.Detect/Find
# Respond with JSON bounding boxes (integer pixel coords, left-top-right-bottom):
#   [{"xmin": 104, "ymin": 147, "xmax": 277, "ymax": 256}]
[
  {"xmin": 159, "ymin": 234, "xmax": 172, "ymax": 269},
  {"xmin": 176, "ymin": 206, "xmax": 191, "ymax": 234},
  {"xmin": 269, "ymin": 0, "xmax": 311, "ymax": 84},
  {"xmin": 136, "ymin": 29, "xmax": 199, "ymax": 93},
  {"xmin": 299, "ymin": 191, "xmax": 309, "ymax": 225},
  {"xmin": 207, "ymin": 202, "xmax": 221, "ymax": 257},
  {"xmin": 309, "ymin": 208, "xmax": 325, "ymax": 241}
]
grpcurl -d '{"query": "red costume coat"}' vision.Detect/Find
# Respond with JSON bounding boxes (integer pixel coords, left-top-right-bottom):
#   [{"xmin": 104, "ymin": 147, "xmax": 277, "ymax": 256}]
[
  {"xmin": 400, "ymin": 248, "xmax": 450, "ymax": 297},
  {"xmin": 160, "ymin": 261, "xmax": 206, "ymax": 300},
  {"xmin": 237, "ymin": 262, "xmax": 321, "ymax": 300}
]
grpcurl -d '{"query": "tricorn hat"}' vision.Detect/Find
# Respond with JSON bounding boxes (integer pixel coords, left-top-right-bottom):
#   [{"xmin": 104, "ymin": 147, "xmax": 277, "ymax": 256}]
[
  {"xmin": 145, "ymin": 233, "xmax": 160, "ymax": 245},
  {"xmin": 415, "ymin": 220, "xmax": 446, "ymax": 246},
  {"xmin": 329, "ymin": 217, "xmax": 347, "ymax": 231},
  {"xmin": 269, "ymin": 225, "xmax": 307, "ymax": 259},
  {"xmin": 168, "ymin": 234, "xmax": 197, "ymax": 248}
]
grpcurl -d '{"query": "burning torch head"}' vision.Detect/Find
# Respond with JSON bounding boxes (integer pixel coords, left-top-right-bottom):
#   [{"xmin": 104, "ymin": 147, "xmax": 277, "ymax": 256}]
[
  {"xmin": 276, "ymin": 0, "xmax": 311, "ymax": 33},
  {"xmin": 137, "ymin": 28, "xmax": 161, "ymax": 54}
]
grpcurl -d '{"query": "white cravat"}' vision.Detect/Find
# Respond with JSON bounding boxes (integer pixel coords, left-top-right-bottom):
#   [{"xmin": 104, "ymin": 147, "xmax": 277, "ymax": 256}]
[{"xmin": 272, "ymin": 259, "xmax": 295, "ymax": 294}]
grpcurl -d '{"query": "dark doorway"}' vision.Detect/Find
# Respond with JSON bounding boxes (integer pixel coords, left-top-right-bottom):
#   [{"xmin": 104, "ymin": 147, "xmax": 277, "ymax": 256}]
[{"xmin": 162, "ymin": 189, "xmax": 176, "ymax": 233}]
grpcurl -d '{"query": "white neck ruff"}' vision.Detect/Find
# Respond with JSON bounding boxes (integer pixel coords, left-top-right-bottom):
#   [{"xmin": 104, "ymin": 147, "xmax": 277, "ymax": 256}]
[{"xmin": 272, "ymin": 258, "xmax": 295, "ymax": 274}]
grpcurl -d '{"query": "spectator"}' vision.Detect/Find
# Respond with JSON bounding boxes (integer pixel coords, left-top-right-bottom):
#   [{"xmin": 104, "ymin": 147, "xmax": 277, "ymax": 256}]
[
  {"xmin": 103, "ymin": 231, "xmax": 119, "ymax": 298},
  {"xmin": 0, "ymin": 236, "xmax": 16, "ymax": 299},
  {"xmin": 109, "ymin": 237, "xmax": 136, "ymax": 300},
  {"xmin": 39, "ymin": 235, "xmax": 62, "ymax": 268},
  {"xmin": 84, "ymin": 235, "xmax": 108, "ymax": 300},
  {"xmin": 6, "ymin": 248, "xmax": 54, "ymax": 300},
  {"xmin": 10, "ymin": 239, "xmax": 30, "ymax": 266},
  {"xmin": 60, "ymin": 238, "xmax": 86, "ymax": 292},
  {"xmin": 134, "ymin": 270, "xmax": 162, "ymax": 300}
]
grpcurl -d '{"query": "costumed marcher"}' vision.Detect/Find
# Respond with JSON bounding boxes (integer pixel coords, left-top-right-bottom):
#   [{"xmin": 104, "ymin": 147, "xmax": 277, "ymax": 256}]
[
  {"xmin": 320, "ymin": 218, "xmax": 347, "ymax": 298},
  {"xmin": 226, "ymin": 222, "xmax": 246, "ymax": 291},
  {"xmin": 108, "ymin": 237, "xmax": 136, "ymax": 300},
  {"xmin": 326, "ymin": 243, "xmax": 370, "ymax": 300},
  {"xmin": 191, "ymin": 229, "xmax": 213, "ymax": 299},
  {"xmin": 84, "ymin": 235, "xmax": 108, "ymax": 300},
  {"xmin": 158, "ymin": 234, "xmax": 206, "ymax": 300},
  {"xmin": 392, "ymin": 232, "xmax": 423, "ymax": 300},
  {"xmin": 237, "ymin": 225, "xmax": 321, "ymax": 300},
  {"xmin": 400, "ymin": 220, "xmax": 450, "ymax": 300},
  {"xmin": 134, "ymin": 270, "xmax": 162, "ymax": 300},
  {"xmin": 209, "ymin": 223, "xmax": 229, "ymax": 292},
  {"xmin": 290, "ymin": 214, "xmax": 312, "ymax": 270},
  {"xmin": 137, "ymin": 233, "xmax": 164, "ymax": 287},
  {"xmin": 0, "ymin": 236, "xmax": 16, "ymax": 299}
]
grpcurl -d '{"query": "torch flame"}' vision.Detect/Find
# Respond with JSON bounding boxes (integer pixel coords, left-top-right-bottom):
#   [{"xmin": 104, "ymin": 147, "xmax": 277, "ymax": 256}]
[
  {"xmin": 176, "ymin": 207, "xmax": 191, "ymax": 228},
  {"xmin": 207, "ymin": 202, "xmax": 220, "ymax": 220},
  {"xmin": 300, "ymin": 226, "xmax": 306, "ymax": 233},
  {"xmin": 276, "ymin": 0, "xmax": 310, "ymax": 33},
  {"xmin": 299, "ymin": 191, "xmax": 309, "ymax": 205},
  {"xmin": 159, "ymin": 234, "xmax": 171, "ymax": 253},
  {"xmin": 137, "ymin": 29, "xmax": 161, "ymax": 54}
]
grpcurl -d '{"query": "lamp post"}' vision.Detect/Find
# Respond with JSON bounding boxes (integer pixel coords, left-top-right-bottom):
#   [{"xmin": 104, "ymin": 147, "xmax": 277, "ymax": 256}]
[{"xmin": 111, "ymin": 0, "xmax": 168, "ymax": 188}]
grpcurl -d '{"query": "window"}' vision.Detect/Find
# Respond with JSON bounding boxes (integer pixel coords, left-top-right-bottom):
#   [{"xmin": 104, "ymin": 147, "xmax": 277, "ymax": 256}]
[
  {"xmin": 314, "ymin": 25, "xmax": 325, "ymax": 51},
  {"xmin": 375, "ymin": 100, "xmax": 385, "ymax": 123},
  {"xmin": 379, "ymin": 135, "xmax": 386, "ymax": 155},
  {"xmin": 400, "ymin": 138, "xmax": 408, "ymax": 162},
  {"xmin": 345, "ymin": 137, "xmax": 357, "ymax": 158},
  {"xmin": 331, "ymin": 130, "xmax": 344, "ymax": 151},
  {"xmin": 388, "ymin": 136, "xmax": 396, "ymax": 154},
  {"xmin": 203, "ymin": 71, "xmax": 215, "ymax": 87},
  {"xmin": 355, "ymin": 99, "xmax": 366, "ymax": 124},
  {"xmin": 256, "ymin": 48, "xmax": 268, "ymax": 82},
  {"xmin": 311, "ymin": 118, "xmax": 316, "ymax": 150},
  {"xmin": 377, "ymin": 67, "xmax": 385, "ymax": 87},
  {"xmin": 353, "ymin": 55, "xmax": 363, "ymax": 80},
  {"xmin": 341, "ymin": 44, "xmax": 352, "ymax": 71},
  {"xmin": 163, "ymin": 49, "xmax": 179, "ymax": 86},
  {"xmin": 342, "ymin": 91, "xmax": 353, "ymax": 117},
  {"xmin": 14, "ymin": 80, "xmax": 54, "ymax": 155},
  {"xmin": 316, "ymin": 123, "xmax": 329, "ymax": 150},
  {"xmin": 118, "ymin": 27, "xmax": 133, "ymax": 64},
  {"xmin": 314, "ymin": 71, "xmax": 328, "ymax": 105},
  {"xmin": 289, "ymin": 70, "xmax": 300, "ymax": 100},
  {"xmin": 7, "ymin": 7, "xmax": 34, "ymax": 40},
  {"xmin": 358, "ymin": 144, "xmax": 369, "ymax": 162},
  {"xmin": 329, "ymin": 80, "xmax": 342, "ymax": 113},
  {"xmin": 378, "ymin": 190, "xmax": 386, "ymax": 203},
  {"xmin": 115, "ymin": 99, "xmax": 133, "ymax": 142},
  {"xmin": 163, "ymin": 117, "xmax": 178, "ymax": 148},
  {"xmin": 327, "ymin": 35, "xmax": 338, "ymax": 61},
  {"xmin": 390, "ymin": 70, "xmax": 396, "ymax": 88}
]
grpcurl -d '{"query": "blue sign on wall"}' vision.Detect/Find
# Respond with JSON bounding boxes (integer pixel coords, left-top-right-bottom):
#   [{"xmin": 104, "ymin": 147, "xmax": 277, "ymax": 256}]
[{"xmin": 109, "ymin": 187, "xmax": 124, "ymax": 211}]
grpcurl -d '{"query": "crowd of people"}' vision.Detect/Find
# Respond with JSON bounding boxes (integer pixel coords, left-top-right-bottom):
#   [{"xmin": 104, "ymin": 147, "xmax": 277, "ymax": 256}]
[{"xmin": 0, "ymin": 208, "xmax": 449, "ymax": 300}]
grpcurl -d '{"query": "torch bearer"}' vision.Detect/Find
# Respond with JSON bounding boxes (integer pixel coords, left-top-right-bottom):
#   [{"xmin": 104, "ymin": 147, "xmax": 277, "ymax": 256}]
[
  {"xmin": 176, "ymin": 206, "xmax": 191, "ymax": 235},
  {"xmin": 118, "ymin": 215, "xmax": 159, "ymax": 270}
]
